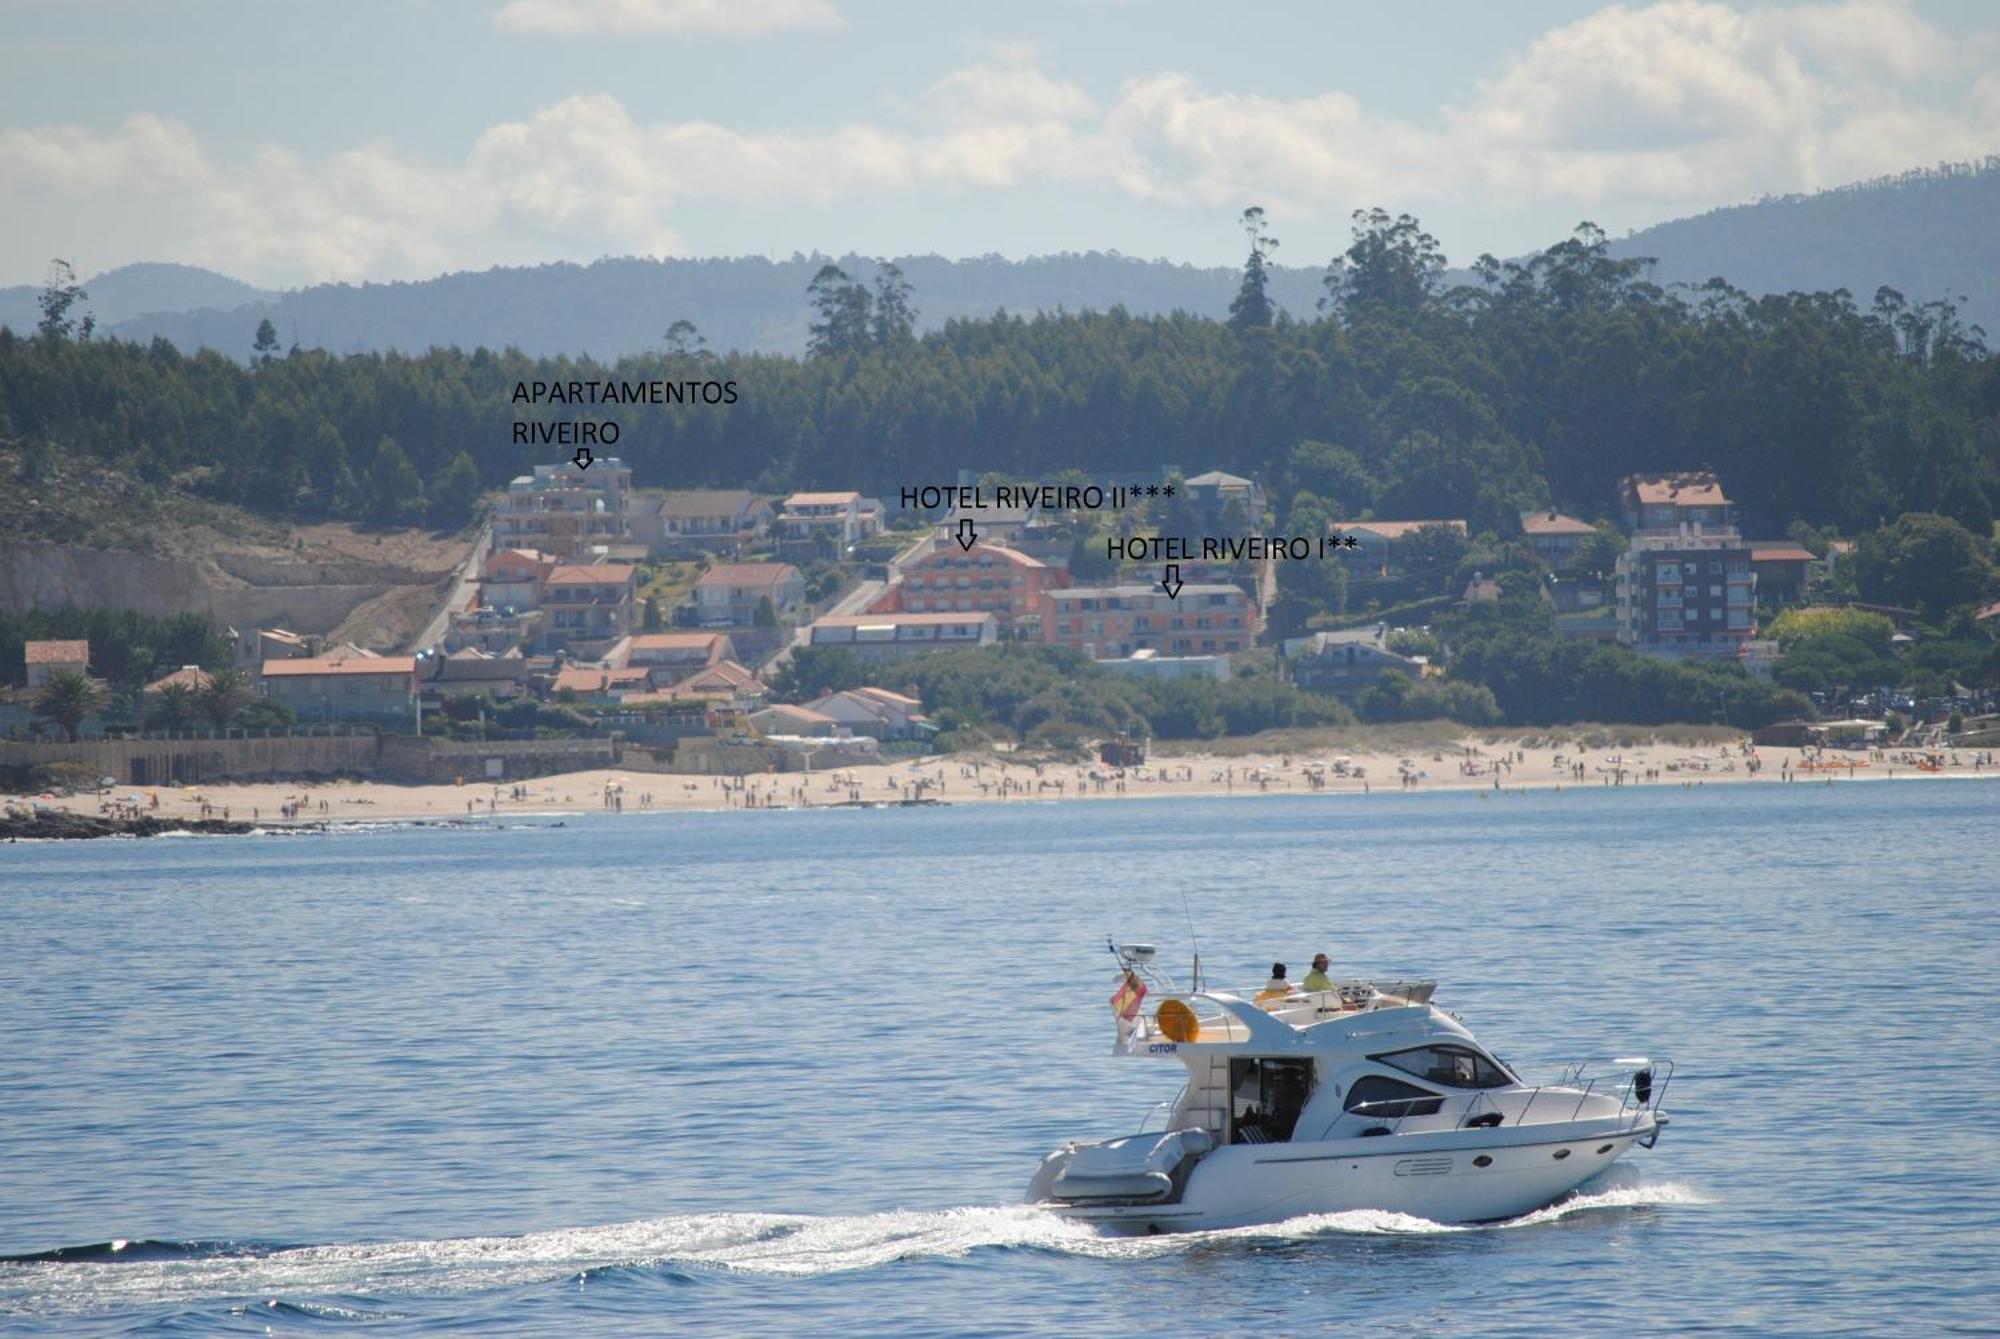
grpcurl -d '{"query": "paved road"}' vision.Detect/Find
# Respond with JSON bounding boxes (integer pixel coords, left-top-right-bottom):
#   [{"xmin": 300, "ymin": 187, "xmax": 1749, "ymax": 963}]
[{"xmin": 410, "ymin": 522, "xmax": 489, "ymax": 653}]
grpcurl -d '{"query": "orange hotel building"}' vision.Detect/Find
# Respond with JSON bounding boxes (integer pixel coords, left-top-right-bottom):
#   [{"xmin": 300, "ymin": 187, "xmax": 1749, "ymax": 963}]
[
  {"xmin": 1041, "ymin": 582, "xmax": 1257, "ymax": 658},
  {"xmin": 872, "ymin": 542, "xmax": 1068, "ymax": 628}
]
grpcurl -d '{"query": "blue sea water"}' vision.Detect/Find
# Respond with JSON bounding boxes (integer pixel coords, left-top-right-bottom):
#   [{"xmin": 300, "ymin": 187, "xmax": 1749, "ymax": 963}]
[{"xmin": 1, "ymin": 779, "xmax": 1995, "ymax": 1335}]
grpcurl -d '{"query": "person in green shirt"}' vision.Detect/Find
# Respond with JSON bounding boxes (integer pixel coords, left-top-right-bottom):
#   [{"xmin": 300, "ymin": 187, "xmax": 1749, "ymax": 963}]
[{"xmin": 1301, "ymin": 952, "xmax": 1335, "ymax": 993}]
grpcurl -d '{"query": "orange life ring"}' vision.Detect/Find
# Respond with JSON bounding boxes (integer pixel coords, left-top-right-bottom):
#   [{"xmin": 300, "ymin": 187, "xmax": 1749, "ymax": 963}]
[{"xmin": 1155, "ymin": 998, "xmax": 1199, "ymax": 1043}]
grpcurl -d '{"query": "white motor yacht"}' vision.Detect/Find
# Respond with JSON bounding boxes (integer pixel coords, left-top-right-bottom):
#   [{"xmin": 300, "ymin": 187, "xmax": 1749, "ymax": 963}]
[{"xmin": 1027, "ymin": 944, "xmax": 1672, "ymax": 1231}]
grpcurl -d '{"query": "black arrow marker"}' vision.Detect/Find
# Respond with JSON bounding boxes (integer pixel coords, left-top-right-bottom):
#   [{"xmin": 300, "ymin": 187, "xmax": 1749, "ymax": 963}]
[
  {"xmin": 955, "ymin": 516, "xmax": 977, "ymax": 551},
  {"xmin": 1161, "ymin": 563, "xmax": 1184, "ymax": 600},
  {"xmin": 572, "ymin": 447, "xmax": 594, "ymax": 471}
]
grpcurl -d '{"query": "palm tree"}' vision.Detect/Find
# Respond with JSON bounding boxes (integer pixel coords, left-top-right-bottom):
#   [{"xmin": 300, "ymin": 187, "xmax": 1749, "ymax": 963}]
[
  {"xmin": 149, "ymin": 681, "xmax": 196, "ymax": 731},
  {"xmin": 32, "ymin": 670, "xmax": 105, "ymax": 742},
  {"xmin": 198, "ymin": 666, "xmax": 251, "ymax": 731}
]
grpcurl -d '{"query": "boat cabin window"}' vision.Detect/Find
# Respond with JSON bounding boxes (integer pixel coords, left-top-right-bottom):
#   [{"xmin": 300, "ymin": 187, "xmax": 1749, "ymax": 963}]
[
  {"xmin": 1371, "ymin": 1044, "xmax": 1512, "ymax": 1089},
  {"xmin": 1343, "ymin": 1075, "xmax": 1444, "ymax": 1120},
  {"xmin": 1228, "ymin": 1057, "xmax": 1315, "ymax": 1145}
]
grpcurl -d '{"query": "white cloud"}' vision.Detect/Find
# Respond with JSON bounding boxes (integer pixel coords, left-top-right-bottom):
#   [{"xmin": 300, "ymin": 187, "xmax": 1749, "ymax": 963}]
[
  {"xmin": 491, "ymin": 0, "xmax": 839, "ymax": 37},
  {"xmin": 2, "ymin": 1, "xmax": 1994, "ymax": 285}
]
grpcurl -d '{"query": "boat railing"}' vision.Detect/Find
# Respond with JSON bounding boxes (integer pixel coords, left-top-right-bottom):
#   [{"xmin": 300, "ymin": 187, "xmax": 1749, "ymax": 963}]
[
  {"xmin": 1348, "ymin": 1061, "xmax": 1674, "ymax": 1138},
  {"xmin": 1136, "ymin": 1084, "xmax": 1188, "ymax": 1134}
]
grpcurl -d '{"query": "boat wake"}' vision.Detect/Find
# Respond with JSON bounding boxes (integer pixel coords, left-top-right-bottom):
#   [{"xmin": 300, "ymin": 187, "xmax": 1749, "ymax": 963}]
[{"xmin": 0, "ymin": 1178, "xmax": 1707, "ymax": 1317}]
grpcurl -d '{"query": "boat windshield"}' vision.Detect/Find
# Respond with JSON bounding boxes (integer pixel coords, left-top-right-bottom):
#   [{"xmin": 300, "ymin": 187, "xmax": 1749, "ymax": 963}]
[{"xmin": 1372, "ymin": 1044, "xmax": 1512, "ymax": 1089}]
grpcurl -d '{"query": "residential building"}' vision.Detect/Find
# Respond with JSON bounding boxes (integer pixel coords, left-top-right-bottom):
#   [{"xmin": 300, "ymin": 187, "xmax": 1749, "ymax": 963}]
[
  {"xmin": 1620, "ymin": 472, "xmax": 1732, "ymax": 534},
  {"xmin": 808, "ymin": 611, "xmax": 999, "ymax": 660},
  {"xmin": 609, "ymin": 631, "xmax": 736, "ymax": 675},
  {"xmin": 776, "ymin": 491, "xmax": 877, "ymax": 554},
  {"xmin": 1614, "ymin": 474, "xmax": 1755, "ymax": 659},
  {"xmin": 747, "ymin": 703, "xmax": 841, "ymax": 737},
  {"xmin": 1042, "ymin": 583, "xmax": 1255, "ymax": 658},
  {"xmin": 647, "ymin": 489, "xmax": 774, "ymax": 556},
  {"xmin": 1519, "ymin": 510, "xmax": 1598, "ymax": 569},
  {"xmin": 549, "ymin": 664, "xmax": 652, "ymax": 703},
  {"xmin": 424, "ymin": 647, "xmax": 527, "ymax": 701},
  {"xmin": 542, "ymin": 563, "xmax": 639, "ymax": 651},
  {"xmin": 1283, "ymin": 627, "xmax": 1427, "ymax": 697},
  {"xmin": 1750, "ymin": 544, "xmax": 1817, "ymax": 605},
  {"xmin": 692, "ymin": 563, "xmax": 806, "ymax": 627},
  {"xmin": 230, "ymin": 626, "xmax": 311, "ymax": 677},
  {"xmin": 482, "ymin": 548, "xmax": 560, "ymax": 612},
  {"xmin": 261, "ymin": 656, "xmax": 419, "ymax": 726},
  {"xmin": 875, "ymin": 542, "xmax": 1067, "ymax": 627},
  {"xmin": 446, "ymin": 605, "xmax": 544, "ymax": 655},
  {"xmin": 1335, "ymin": 520, "xmax": 1469, "ymax": 574},
  {"xmin": 143, "ymin": 665, "xmax": 214, "ymax": 695},
  {"xmin": 1097, "ymin": 650, "xmax": 1233, "ymax": 681},
  {"xmin": 24, "ymin": 640, "xmax": 89, "ymax": 688},
  {"xmin": 495, "ymin": 459, "xmax": 633, "ymax": 558},
  {"xmin": 659, "ymin": 660, "xmax": 767, "ymax": 704},
  {"xmin": 804, "ymin": 686, "xmax": 931, "ymax": 740},
  {"xmin": 1183, "ymin": 470, "xmax": 1268, "ymax": 529},
  {"xmin": 944, "ymin": 501, "xmax": 1037, "ymax": 544}
]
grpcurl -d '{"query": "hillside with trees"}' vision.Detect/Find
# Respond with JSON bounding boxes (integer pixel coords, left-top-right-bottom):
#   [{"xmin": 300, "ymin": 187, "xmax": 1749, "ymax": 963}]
[{"xmin": 4, "ymin": 211, "xmax": 1993, "ymax": 546}]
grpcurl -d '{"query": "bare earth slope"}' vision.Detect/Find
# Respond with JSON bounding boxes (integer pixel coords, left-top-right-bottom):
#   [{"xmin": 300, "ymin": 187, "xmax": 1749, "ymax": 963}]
[{"xmin": 0, "ymin": 444, "xmax": 472, "ymax": 650}]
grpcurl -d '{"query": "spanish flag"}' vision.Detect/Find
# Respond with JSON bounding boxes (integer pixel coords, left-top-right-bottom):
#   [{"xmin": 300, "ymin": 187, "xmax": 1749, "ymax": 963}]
[{"xmin": 1110, "ymin": 969, "xmax": 1147, "ymax": 1021}]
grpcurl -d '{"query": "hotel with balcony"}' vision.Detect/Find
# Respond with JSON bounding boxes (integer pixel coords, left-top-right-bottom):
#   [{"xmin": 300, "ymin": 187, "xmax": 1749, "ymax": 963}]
[{"xmin": 1042, "ymin": 583, "xmax": 1256, "ymax": 658}]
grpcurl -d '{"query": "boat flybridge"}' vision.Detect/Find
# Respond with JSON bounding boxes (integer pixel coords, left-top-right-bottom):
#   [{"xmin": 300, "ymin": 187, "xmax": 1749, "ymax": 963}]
[{"xmin": 1026, "ymin": 943, "xmax": 1672, "ymax": 1231}]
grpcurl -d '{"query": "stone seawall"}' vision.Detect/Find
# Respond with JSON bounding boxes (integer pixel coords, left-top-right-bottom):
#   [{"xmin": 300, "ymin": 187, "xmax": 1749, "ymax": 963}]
[{"xmin": 3, "ymin": 735, "xmax": 619, "ymax": 786}]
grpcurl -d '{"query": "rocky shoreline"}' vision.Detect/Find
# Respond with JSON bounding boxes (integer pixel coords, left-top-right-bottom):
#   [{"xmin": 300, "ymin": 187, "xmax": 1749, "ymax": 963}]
[{"xmin": 0, "ymin": 809, "xmax": 254, "ymax": 840}]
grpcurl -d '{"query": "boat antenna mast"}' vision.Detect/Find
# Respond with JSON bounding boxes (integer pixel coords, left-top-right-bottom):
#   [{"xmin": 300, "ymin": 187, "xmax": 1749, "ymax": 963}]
[{"xmin": 1179, "ymin": 885, "xmax": 1203, "ymax": 992}]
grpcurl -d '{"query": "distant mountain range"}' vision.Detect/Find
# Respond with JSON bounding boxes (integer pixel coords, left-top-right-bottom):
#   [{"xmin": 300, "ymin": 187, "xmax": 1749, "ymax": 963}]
[{"xmin": 7, "ymin": 159, "xmax": 1995, "ymax": 358}]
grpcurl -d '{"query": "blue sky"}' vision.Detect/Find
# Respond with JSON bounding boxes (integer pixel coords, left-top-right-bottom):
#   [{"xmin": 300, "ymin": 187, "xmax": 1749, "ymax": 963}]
[{"xmin": 2, "ymin": 0, "xmax": 1995, "ymax": 287}]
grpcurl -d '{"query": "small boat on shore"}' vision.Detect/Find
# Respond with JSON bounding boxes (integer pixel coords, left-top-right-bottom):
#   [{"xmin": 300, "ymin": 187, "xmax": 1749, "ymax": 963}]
[{"xmin": 1027, "ymin": 944, "xmax": 1672, "ymax": 1231}]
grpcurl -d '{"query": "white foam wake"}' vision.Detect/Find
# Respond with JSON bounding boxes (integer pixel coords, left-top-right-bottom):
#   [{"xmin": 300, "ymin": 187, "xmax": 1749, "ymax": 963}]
[{"xmin": 0, "ymin": 1181, "xmax": 1708, "ymax": 1316}]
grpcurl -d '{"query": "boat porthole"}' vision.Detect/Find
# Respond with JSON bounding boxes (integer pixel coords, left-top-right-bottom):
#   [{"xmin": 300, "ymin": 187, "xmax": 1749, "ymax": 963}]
[
  {"xmin": 1596, "ymin": 1144, "xmax": 1613, "ymax": 1155},
  {"xmin": 1553, "ymin": 1149, "xmax": 1571, "ymax": 1160},
  {"xmin": 1473, "ymin": 1155, "xmax": 1492, "ymax": 1168}
]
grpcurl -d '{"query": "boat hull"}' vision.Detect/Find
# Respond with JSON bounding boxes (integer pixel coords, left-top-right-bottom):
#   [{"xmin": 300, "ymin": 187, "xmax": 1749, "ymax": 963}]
[{"xmin": 1037, "ymin": 1120, "xmax": 1658, "ymax": 1231}]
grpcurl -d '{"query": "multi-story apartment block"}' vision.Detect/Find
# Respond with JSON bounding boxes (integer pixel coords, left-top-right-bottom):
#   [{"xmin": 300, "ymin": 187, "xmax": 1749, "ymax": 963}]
[
  {"xmin": 495, "ymin": 459, "xmax": 633, "ymax": 558},
  {"xmin": 1041, "ymin": 583, "xmax": 1256, "ymax": 658},
  {"xmin": 1614, "ymin": 473, "xmax": 1756, "ymax": 659}
]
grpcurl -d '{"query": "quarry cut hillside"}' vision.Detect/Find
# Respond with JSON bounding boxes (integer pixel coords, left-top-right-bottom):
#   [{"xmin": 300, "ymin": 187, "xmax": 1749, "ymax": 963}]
[{"xmin": 1, "ymin": 444, "xmax": 473, "ymax": 650}]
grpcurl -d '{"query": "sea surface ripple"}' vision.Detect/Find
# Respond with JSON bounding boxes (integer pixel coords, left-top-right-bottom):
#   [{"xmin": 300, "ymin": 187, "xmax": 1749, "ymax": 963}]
[{"xmin": 2, "ymin": 781, "xmax": 1994, "ymax": 1334}]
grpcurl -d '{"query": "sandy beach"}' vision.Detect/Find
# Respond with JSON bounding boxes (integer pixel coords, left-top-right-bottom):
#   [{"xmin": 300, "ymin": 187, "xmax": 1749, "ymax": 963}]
[{"xmin": 18, "ymin": 735, "xmax": 1993, "ymax": 828}]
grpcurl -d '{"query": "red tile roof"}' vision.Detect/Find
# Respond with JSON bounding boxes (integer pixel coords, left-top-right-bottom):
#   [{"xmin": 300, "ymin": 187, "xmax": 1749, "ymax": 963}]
[
  {"xmin": 545, "ymin": 564, "xmax": 636, "ymax": 585},
  {"xmin": 1627, "ymin": 473, "xmax": 1728, "ymax": 507},
  {"xmin": 262, "ymin": 656, "xmax": 417, "ymax": 678},
  {"xmin": 1751, "ymin": 545, "xmax": 1817, "ymax": 563},
  {"xmin": 144, "ymin": 665, "xmax": 214, "ymax": 693},
  {"xmin": 1519, "ymin": 511, "xmax": 1596, "ymax": 537},
  {"xmin": 24, "ymin": 640, "xmax": 89, "ymax": 665}
]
